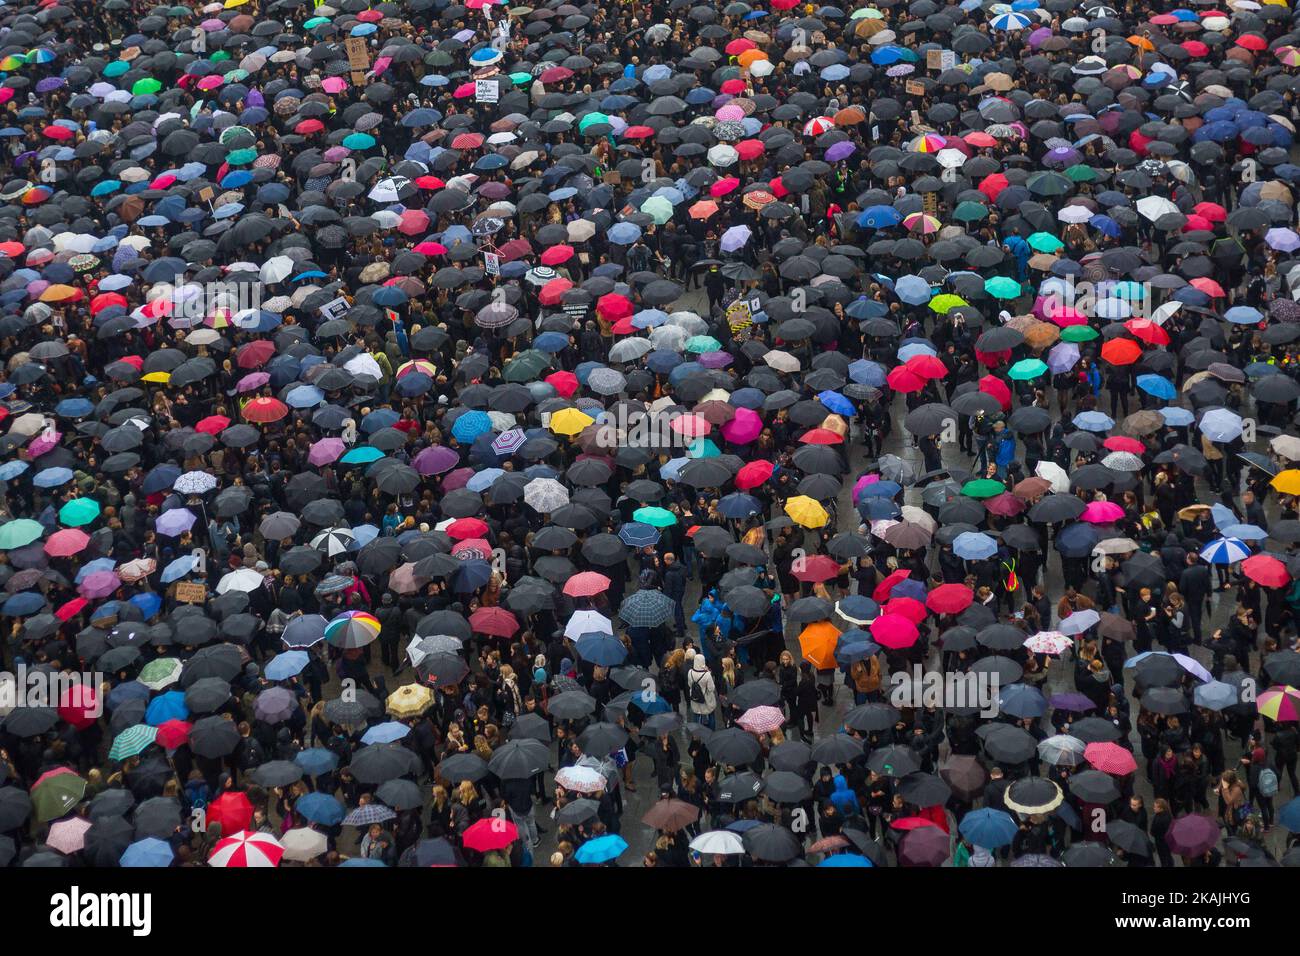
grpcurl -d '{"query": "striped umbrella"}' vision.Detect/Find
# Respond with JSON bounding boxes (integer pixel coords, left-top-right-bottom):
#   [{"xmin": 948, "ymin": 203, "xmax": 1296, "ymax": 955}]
[
  {"xmin": 324, "ymin": 611, "xmax": 381, "ymax": 648},
  {"xmin": 1199, "ymin": 537, "xmax": 1250, "ymax": 565},
  {"xmin": 208, "ymin": 831, "xmax": 284, "ymax": 868},
  {"xmin": 108, "ymin": 724, "xmax": 158, "ymax": 761},
  {"xmin": 1258, "ymin": 685, "xmax": 1300, "ymax": 722}
]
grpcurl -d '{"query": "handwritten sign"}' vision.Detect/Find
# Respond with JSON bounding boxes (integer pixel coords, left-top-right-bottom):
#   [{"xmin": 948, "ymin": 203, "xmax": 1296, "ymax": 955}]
[
  {"xmin": 905, "ymin": 80, "xmax": 926, "ymax": 97},
  {"xmin": 475, "ymin": 79, "xmax": 499, "ymax": 103},
  {"xmin": 484, "ymin": 252, "xmax": 500, "ymax": 276},
  {"xmin": 345, "ymin": 37, "xmax": 370, "ymax": 73},
  {"xmin": 174, "ymin": 582, "xmax": 207, "ymax": 604}
]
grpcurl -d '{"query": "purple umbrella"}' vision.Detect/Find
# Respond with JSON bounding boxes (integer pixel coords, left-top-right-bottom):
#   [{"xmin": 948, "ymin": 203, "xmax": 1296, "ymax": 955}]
[
  {"xmin": 308, "ymin": 438, "xmax": 344, "ymax": 466},
  {"xmin": 236, "ymin": 372, "xmax": 270, "ymax": 392},
  {"xmin": 1165, "ymin": 814, "xmax": 1221, "ymax": 857},
  {"xmin": 698, "ymin": 351, "xmax": 733, "ymax": 369},
  {"xmin": 441, "ymin": 467, "xmax": 475, "ymax": 491},
  {"xmin": 1048, "ymin": 692, "xmax": 1096, "ymax": 712},
  {"xmin": 78, "ymin": 571, "xmax": 122, "ymax": 600},
  {"xmin": 155, "ymin": 508, "xmax": 196, "ymax": 538},
  {"xmin": 825, "ymin": 141, "xmax": 857, "ymax": 163},
  {"xmin": 413, "ymin": 445, "xmax": 460, "ymax": 475},
  {"xmin": 1044, "ymin": 146, "xmax": 1082, "ymax": 168},
  {"xmin": 254, "ymin": 687, "xmax": 298, "ymax": 723},
  {"xmin": 1047, "ymin": 341, "xmax": 1080, "ymax": 373},
  {"xmin": 720, "ymin": 225, "xmax": 751, "ymax": 253}
]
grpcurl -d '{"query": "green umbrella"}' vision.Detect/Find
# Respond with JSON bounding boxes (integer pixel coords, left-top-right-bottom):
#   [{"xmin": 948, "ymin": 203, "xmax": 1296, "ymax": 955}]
[
  {"xmin": 223, "ymin": 68, "xmax": 249, "ymax": 83},
  {"xmin": 929, "ymin": 293, "xmax": 967, "ymax": 314},
  {"xmin": 509, "ymin": 72, "xmax": 533, "ymax": 85},
  {"xmin": 32, "ymin": 771, "xmax": 87, "ymax": 822},
  {"xmin": 0, "ymin": 518, "xmax": 44, "ymax": 549},
  {"xmin": 984, "ymin": 276, "xmax": 1021, "ymax": 299},
  {"xmin": 1008, "ymin": 358, "xmax": 1049, "ymax": 380},
  {"xmin": 58, "ymin": 498, "xmax": 100, "ymax": 527},
  {"xmin": 632, "ymin": 506, "xmax": 678, "ymax": 528},
  {"xmin": 1065, "ymin": 163, "xmax": 1099, "ymax": 183},
  {"xmin": 685, "ymin": 335, "xmax": 721, "ymax": 353},
  {"xmin": 342, "ymin": 132, "xmax": 376, "ymax": 150},
  {"xmin": 304, "ymin": 15, "xmax": 331, "ymax": 27},
  {"xmin": 131, "ymin": 77, "xmax": 162, "ymax": 95},
  {"xmin": 640, "ymin": 196, "xmax": 673, "ymax": 225},
  {"xmin": 108, "ymin": 724, "xmax": 158, "ymax": 762},
  {"xmin": 961, "ymin": 478, "xmax": 1005, "ymax": 499},
  {"xmin": 1027, "ymin": 232, "xmax": 1064, "ymax": 253},
  {"xmin": 578, "ymin": 111, "xmax": 610, "ymax": 132},
  {"xmin": 1060, "ymin": 325, "xmax": 1099, "ymax": 343},
  {"xmin": 139, "ymin": 657, "xmax": 183, "ymax": 690},
  {"xmin": 952, "ymin": 200, "xmax": 988, "ymax": 222},
  {"xmin": 502, "ymin": 349, "xmax": 550, "ymax": 383},
  {"xmin": 210, "ymin": 50, "xmax": 231, "ymax": 62},
  {"xmin": 226, "ymin": 147, "xmax": 258, "ymax": 165},
  {"xmin": 220, "ymin": 125, "xmax": 255, "ymax": 145}
]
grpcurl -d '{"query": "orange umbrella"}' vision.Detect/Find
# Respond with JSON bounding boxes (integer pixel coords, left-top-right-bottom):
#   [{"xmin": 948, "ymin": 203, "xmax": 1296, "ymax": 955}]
[
  {"xmin": 688, "ymin": 200, "xmax": 719, "ymax": 219},
  {"xmin": 1100, "ymin": 338, "xmax": 1142, "ymax": 366},
  {"xmin": 737, "ymin": 49, "xmax": 768, "ymax": 68},
  {"xmin": 798, "ymin": 621, "xmax": 841, "ymax": 670}
]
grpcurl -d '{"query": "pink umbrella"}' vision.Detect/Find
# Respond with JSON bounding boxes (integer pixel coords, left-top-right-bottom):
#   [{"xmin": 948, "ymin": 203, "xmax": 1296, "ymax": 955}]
[
  {"xmin": 322, "ymin": 76, "xmax": 348, "ymax": 94},
  {"xmin": 720, "ymin": 407, "xmax": 761, "ymax": 444},
  {"xmin": 308, "ymin": 438, "xmax": 344, "ymax": 466},
  {"xmin": 1084, "ymin": 741, "xmax": 1137, "ymax": 776},
  {"xmin": 78, "ymin": 570, "xmax": 122, "ymax": 599},
  {"xmin": 28, "ymin": 430, "xmax": 62, "ymax": 457},
  {"xmin": 669, "ymin": 413, "xmax": 710, "ymax": 438},
  {"xmin": 1080, "ymin": 501, "xmax": 1125, "ymax": 523},
  {"xmin": 736, "ymin": 705, "xmax": 785, "ymax": 734},
  {"xmin": 870, "ymin": 613, "xmax": 920, "ymax": 649},
  {"xmin": 236, "ymin": 371, "xmax": 270, "ymax": 392},
  {"xmin": 852, "ymin": 473, "xmax": 881, "ymax": 503},
  {"xmin": 442, "ymin": 467, "xmax": 474, "ymax": 491},
  {"xmin": 46, "ymin": 816, "xmax": 92, "ymax": 854},
  {"xmin": 398, "ymin": 209, "xmax": 430, "ymax": 235},
  {"xmin": 44, "ymin": 528, "xmax": 90, "ymax": 557}
]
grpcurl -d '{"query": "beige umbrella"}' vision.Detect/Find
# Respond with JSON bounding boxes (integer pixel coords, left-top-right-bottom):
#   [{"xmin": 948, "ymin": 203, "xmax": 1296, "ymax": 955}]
[
  {"xmin": 280, "ymin": 828, "xmax": 328, "ymax": 862},
  {"xmin": 387, "ymin": 684, "xmax": 433, "ymax": 719}
]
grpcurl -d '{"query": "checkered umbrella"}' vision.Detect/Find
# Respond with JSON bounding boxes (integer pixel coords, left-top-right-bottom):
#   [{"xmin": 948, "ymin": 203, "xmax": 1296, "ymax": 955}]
[
  {"xmin": 619, "ymin": 589, "xmax": 675, "ymax": 627},
  {"xmin": 342, "ymin": 803, "xmax": 397, "ymax": 826},
  {"xmin": 736, "ymin": 705, "xmax": 785, "ymax": 734}
]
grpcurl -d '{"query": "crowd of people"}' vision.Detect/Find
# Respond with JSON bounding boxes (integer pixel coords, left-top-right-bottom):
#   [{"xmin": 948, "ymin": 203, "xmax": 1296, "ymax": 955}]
[{"xmin": 4, "ymin": 0, "xmax": 1300, "ymax": 869}]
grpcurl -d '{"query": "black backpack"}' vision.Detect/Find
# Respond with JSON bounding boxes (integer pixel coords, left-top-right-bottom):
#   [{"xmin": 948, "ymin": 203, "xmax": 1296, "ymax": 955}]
[{"xmin": 688, "ymin": 672, "xmax": 708, "ymax": 705}]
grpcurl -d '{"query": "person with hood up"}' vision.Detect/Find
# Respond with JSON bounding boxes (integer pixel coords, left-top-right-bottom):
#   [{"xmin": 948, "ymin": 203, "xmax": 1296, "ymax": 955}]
[
  {"xmin": 686, "ymin": 653, "xmax": 717, "ymax": 730},
  {"xmin": 828, "ymin": 773, "xmax": 859, "ymax": 817}
]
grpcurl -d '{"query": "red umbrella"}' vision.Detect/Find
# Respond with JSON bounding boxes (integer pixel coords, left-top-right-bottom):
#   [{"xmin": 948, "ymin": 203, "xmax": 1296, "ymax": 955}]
[
  {"xmin": 155, "ymin": 719, "xmax": 192, "ymax": 749},
  {"xmin": 871, "ymin": 568, "xmax": 911, "ymax": 603},
  {"xmin": 55, "ymin": 597, "xmax": 88, "ymax": 621},
  {"xmin": 1124, "ymin": 319, "xmax": 1169, "ymax": 346},
  {"xmin": 538, "ymin": 278, "xmax": 573, "ymax": 306},
  {"xmin": 242, "ymin": 397, "xmax": 288, "ymax": 423},
  {"xmin": 891, "ymin": 815, "xmax": 941, "ymax": 831},
  {"xmin": 791, "ymin": 554, "xmax": 841, "ymax": 583},
  {"xmin": 236, "ymin": 340, "xmax": 276, "ymax": 368},
  {"xmin": 926, "ymin": 583, "xmax": 973, "ymax": 615},
  {"xmin": 468, "ymin": 606, "xmax": 519, "ymax": 638},
  {"xmin": 1084, "ymin": 741, "xmax": 1137, "ymax": 776},
  {"xmin": 886, "ymin": 366, "xmax": 926, "ymax": 393},
  {"xmin": 1102, "ymin": 436, "xmax": 1145, "ymax": 454},
  {"xmin": 564, "ymin": 571, "xmax": 612, "ymax": 597},
  {"xmin": 540, "ymin": 244, "xmax": 574, "ymax": 266},
  {"xmin": 1242, "ymin": 554, "xmax": 1289, "ymax": 588},
  {"xmin": 978, "ymin": 374, "xmax": 1012, "ymax": 410},
  {"xmin": 883, "ymin": 596, "xmax": 927, "ymax": 623},
  {"xmin": 445, "ymin": 518, "xmax": 489, "ymax": 541},
  {"xmin": 462, "ymin": 817, "xmax": 519, "ymax": 852},
  {"xmin": 1101, "ymin": 338, "xmax": 1142, "ymax": 365},
  {"xmin": 870, "ymin": 614, "xmax": 919, "ymax": 649},
  {"xmin": 905, "ymin": 354, "xmax": 948, "ymax": 380},
  {"xmin": 57, "ymin": 684, "xmax": 99, "ymax": 730},
  {"xmin": 735, "ymin": 460, "xmax": 774, "ymax": 489},
  {"xmin": 207, "ymin": 791, "xmax": 254, "ymax": 834},
  {"xmin": 798, "ymin": 428, "xmax": 843, "ymax": 445},
  {"xmin": 596, "ymin": 293, "xmax": 633, "ymax": 321},
  {"xmin": 45, "ymin": 528, "xmax": 90, "ymax": 557},
  {"xmin": 195, "ymin": 415, "xmax": 230, "ymax": 435}
]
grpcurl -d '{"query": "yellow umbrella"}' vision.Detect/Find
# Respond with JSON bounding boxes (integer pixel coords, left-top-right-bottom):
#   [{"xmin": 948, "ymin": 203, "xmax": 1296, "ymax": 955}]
[
  {"xmin": 549, "ymin": 408, "xmax": 594, "ymax": 436},
  {"xmin": 785, "ymin": 495, "xmax": 829, "ymax": 529},
  {"xmin": 387, "ymin": 684, "xmax": 433, "ymax": 718},
  {"xmin": 141, "ymin": 371, "xmax": 170, "ymax": 384},
  {"xmin": 1274, "ymin": 470, "xmax": 1300, "ymax": 495},
  {"xmin": 39, "ymin": 284, "xmax": 80, "ymax": 302}
]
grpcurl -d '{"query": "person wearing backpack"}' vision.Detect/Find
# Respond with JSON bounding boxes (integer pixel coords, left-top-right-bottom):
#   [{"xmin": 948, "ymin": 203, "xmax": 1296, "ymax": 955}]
[
  {"xmin": 1246, "ymin": 745, "xmax": 1278, "ymax": 831},
  {"xmin": 686, "ymin": 653, "xmax": 717, "ymax": 730},
  {"xmin": 848, "ymin": 654, "xmax": 881, "ymax": 705}
]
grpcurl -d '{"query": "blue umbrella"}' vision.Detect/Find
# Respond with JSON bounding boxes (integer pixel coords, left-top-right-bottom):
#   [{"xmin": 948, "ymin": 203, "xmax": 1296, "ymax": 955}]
[
  {"xmin": 340, "ymin": 857, "xmax": 388, "ymax": 867},
  {"xmin": 573, "ymin": 833, "xmax": 629, "ymax": 864},
  {"xmin": 265, "ymin": 650, "xmax": 309, "ymax": 681},
  {"xmin": 2, "ymin": 592, "xmax": 44, "ymax": 616},
  {"xmin": 361, "ymin": 721, "xmax": 410, "ymax": 745},
  {"xmin": 618, "ymin": 522, "xmax": 660, "ymax": 548},
  {"xmin": 1135, "ymin": 374, "xmax": 1175, "ymax": 400},
  {"xmin": 1192, "ymin": 680, "xmax": 1238, "ymax": 711},
  {"xmin": 1199, "ymin": 537, "xmax": 1250, "ymax": 565},
  {"xmin": 895, "ymin": 274, "xmax": 932, "ymax": 305},
  {"xmin": 160, "ymin": 554, "xmax": 197, "ymax": 583},
  {"xmin": 575, "ymin": 631, "xmax": 628, "ymax": 667},
  {"xmin": 295, "ymin": 791, "xmax": 346, "ymax": 825},
  {"xmin": 818, "ymin": 853, "xmax": 874, "ymax": 867},
  {"xmin": 295, "ymin": 747, "xmax": 340, "ymax": 776},
  {"xmin": 129, "ymin": 591, "xmax": 162, "ymax": 619},
  {"xmin": 848, "ymin": 359, "xmax": 887, "ymax": 386},
  {"xmin": 55, "ymin": 398, "xmax": 94, "ymax": 418},
  {"xmin": 145, "ymin": 690, "xmax": 189, "ymax": 725},
  {"xmin": 75, "ymin": 558, "xmax": 117, "ymax": 583},
  {"xmin": 1279, "ymin": 796, "xmax": 1300, "ymax": 832},
  {"xmin": 997, "ymin": 683, "xmax": 1047, "ymax": 718},
  {"xmin": 451, "ymin": 410, "xmax": 494, "ymax": 443},
  {"xmin": 856, "ymin": 480, "xmax": 902, "ymax": 499},
  {"xmin": 106, "ymin": 681, "xmax": 151, "ymax": 710},
  {"xmin": 959, "ymin": 808, "xmax": 1019, "ymax": 848},
  {"xmin": 1055, "ymin": 522, "xmax": 1100, "ymax": 557},
  {"xmin": 607, "ymin": 222, "xmax": 641, "ymax": 245},
  {"xmin": 857, "ymin": 205, "xmax": 902, "ymax": 229},
  {"xmin": 953, "ymin": 531, "xmax": 998, "ymax": 559},
  {"xmin": 120, "ymin": 838, "xmax": 175, "ymax": 867},
  {"xmin": 533, "ymin": 331, "xmax": 569, "ymax": 353},
  {"xmin": 717, "ymin": 493, "xmax": 762, "ymax": 519},
  {"xmin": 1072, "ymin": 411, "xmax": 1115, "ymax": 432},
  {"xmin": 1159, "ymin": 407, "xmax": 1195, "ymax": 426},
  {"xmin": 817, "ymin": 390, "xmax": 855, "ymax": 416},
  {"xmin": 0, "ymin": 461, "xmax": 29, "ymax": 481}
]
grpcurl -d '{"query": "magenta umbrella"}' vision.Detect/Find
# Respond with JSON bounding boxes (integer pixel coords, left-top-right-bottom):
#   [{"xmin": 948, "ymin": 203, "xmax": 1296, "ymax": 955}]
[
  {"xmin": 1080, "ymin": 501, "xmax": 1125, "ymax": 524},
  {"xmin": 852, "ymin": 473, "xmax": 881, "ymax": 503},
  {"xmin": 720, "ymin": 407, "xmax": 761, "ymax": 444},
  {"xmin": 78, "ymin": 570, "xmax": 122, "ymax": 599},
  {"xmin": 309, "ymin": 438, "xmax": 344, "ymax": 466},
  {"xmin": 442, "ymin": 467, "xmax": 475, "ymax": 491},
  {"xmin": 1165, "ymin": 814, "xmax": 1220, "ymax": 857},
  {"xmin": 413, "ymin": 445, "xmax": 459, "ymax": 476},
  {"xmin": 28, "ymin": 430, "xmax": 62, "ymax": 457}
]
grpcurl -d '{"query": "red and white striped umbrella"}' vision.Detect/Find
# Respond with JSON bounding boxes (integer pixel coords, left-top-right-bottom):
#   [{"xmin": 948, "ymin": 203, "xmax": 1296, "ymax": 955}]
[
  {"xmin": 208, "ymin": 830, "xmax": 284, "ymax": 868},
  {"xmin": 736, "ymin": 705, "xmax": 785, "ymax": 734}
]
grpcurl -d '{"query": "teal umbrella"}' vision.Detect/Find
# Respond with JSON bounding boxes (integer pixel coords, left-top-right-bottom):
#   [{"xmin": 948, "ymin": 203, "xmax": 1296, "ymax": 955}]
[
  {"xmin": 1008, "ymin": 358, "xmax": 1049, "ymax": 380},
  {"xmin": 0, "ymin": 518, "xmax": 43, "ymax": 549},
  {"xmin": 58, "ymin": 498, "xmax": 100, "ymax": 527},
  {"xmin": 340, "ymin": 445, "xmax": 385, "ymax": 465},
  {"xmin": 985, "ymin": 276, "xmax": 1021, "ymax": 299},
  {"xmin": 109, "ymin": 724, "xmax": 159, "ymax": 761},
  {"xmin": 685, "ymin": 335, "xmax": 721, "ymax": 353},
  {"xmin": 640, "ymin": 196, "xmax": 673, "ymax": 224},
  {"xmin": 342, "ymin": 132, "xmax": 376, "ymax": 150}
]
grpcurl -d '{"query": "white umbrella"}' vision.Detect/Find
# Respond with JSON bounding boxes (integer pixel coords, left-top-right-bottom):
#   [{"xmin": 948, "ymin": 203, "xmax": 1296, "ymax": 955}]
[
  {"xmin": 174, "ymin": 470, "xmax": 218, "ymax": 494},
  {"xmin": 1057, "ymin": 205, "xmax": 1093, "ymax": 224},
  {"xmin": 216, "ymin": 567, "xmax": 265, "ymax": 594},
  {"xmin": 344, "ymin": 353, "xmax": 384, "ymax": 380},
  {"xmin": 1271, "ymin": 434, "xmax": 1300, "ymax": 461},
  {"xmin": 707, "ymin": 144, "xmax": 739, "ymax": 167},
  {"xmin": 1034, "ymin": 460, "xmax": 1069, "ymax": 493},
  {"xmin": 764, "ymin": 350, "xmax": 801, "ymax": 373},
  {"xmin": 565, "ymin": 609, "xmax": 612, "ymax": 640},
  {"xmin": 609, "ymin": 338, "xmax": 654, "ymax": 362},
  {"xmin": 1057, "ymin": 608, "xmax": 1101, "ymax": 635},
  {"xmin": 1136, "ymin": 195, "xmax": 1179, "ymax": 221},
  {"xmin": 259, "ymin": 255, "xmax": 294, "ymax": 284},
  {"xmin": 1100, "ymin": 451, "xmax": 1143, "ymax": 472},
  {"xmin": 1093, "ymin": 537, "xmax": 1139, "ymax": 555},
  {"xmin": 554, "ymin": 764, "xmax": 608, "ymax": 794},
  {"xmin": 689, "ymin": 830, "xmax": 746, "ymax": 854},
  {"xmin": 280, "ymin": 828, "xmax": 328, "ymax": 862},
  {"xmin": 524, "ymin": 477, "xmax": 569, "ymax": 512},
  {"xmin": 367, "ymin": 176, "xmax": 411, "ymax": 202},
  {"xmin": 311, "ymin": 528, "xmax": 356, "ymax": 557}
]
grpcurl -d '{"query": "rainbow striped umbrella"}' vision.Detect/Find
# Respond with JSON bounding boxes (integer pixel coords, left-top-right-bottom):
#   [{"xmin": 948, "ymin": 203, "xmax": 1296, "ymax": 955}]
[
  {"xmin": 1258, "ymin": 685, "xmax": 1300, "ymax": 722},
  {"xmin": 903, "ymin": 212, "xmax": 942, "ymax": 234},
  {"xmin": 324, "ymin": 611, "xmax": 381, "ymax": 649}
]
